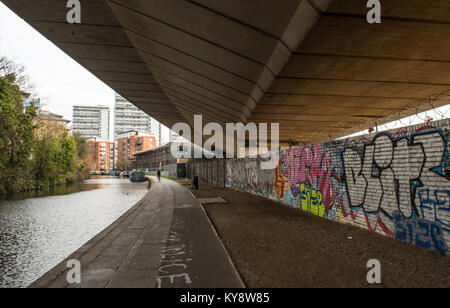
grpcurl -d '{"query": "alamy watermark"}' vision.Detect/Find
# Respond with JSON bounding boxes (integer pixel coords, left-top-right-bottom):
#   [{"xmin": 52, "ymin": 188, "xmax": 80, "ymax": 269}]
[
  {"xmin": 66, "ymin": 1, "xmax": 381, "ymax": 25},
  {"xmin": 367, "ymin": 0, "xmax": 382, "ymax": 24},
  {"xmin": 66, "ymin": 0, "xmax": 81, "ymax": 24},
  {"xmin": 366, "ymin": 259, "xmax": 381, "ymax": 284},
  {"xmin": 66, "ymin": 259, "xmax": 81, "ymax": 284},
  {"xmin": 63, "ymin": 0, "xmax": 380, "ymax": 170},
  {"xmin": 171, "ymin": 115, "xmax": 280, "ymax": 170}
]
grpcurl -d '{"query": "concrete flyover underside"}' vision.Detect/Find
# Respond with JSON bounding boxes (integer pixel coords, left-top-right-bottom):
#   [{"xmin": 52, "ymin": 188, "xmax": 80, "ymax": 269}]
[{"xmin": 3, "ymin": 0, "xmax": 450, "ymax": 144}]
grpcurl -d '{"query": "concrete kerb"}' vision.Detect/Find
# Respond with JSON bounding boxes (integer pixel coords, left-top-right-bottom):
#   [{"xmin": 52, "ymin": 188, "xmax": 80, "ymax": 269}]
[{"xmin": 185, "ymin": 186, "xmax": 247, "ymax": 288}]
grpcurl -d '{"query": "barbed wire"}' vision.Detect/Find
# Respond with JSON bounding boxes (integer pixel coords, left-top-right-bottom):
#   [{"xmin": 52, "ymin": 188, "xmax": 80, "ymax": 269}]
[
  {"xmin": 333, "ymin": 89, "xmax": 450, "ymax": 141},
  {"xmin": 384, "ymin": 89, "xmax": 450, "ymax": 129}
]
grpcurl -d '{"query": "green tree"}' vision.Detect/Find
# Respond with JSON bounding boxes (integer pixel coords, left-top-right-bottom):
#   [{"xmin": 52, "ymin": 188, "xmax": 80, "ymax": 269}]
[
  {"xmin": 31, "ymin": 134, "xmax": 58, "ymax": 188},
  {"xmin": 0, "ymin": 71, "xmax": 36, "ymax": 194},
  {"xmin": 32, "ymin": 132, "xmax": 81, "ymax": 187},
  {"xmin": 0, "ymin": 56, "xmax": 90, "ymax": 194},
  {"xmin": 56, "ymin": 133, "xmax": 76, "ymax": 175},
  {"xmin": 72, "ymin": 133, "xmax": 90, "ymax": 181}
]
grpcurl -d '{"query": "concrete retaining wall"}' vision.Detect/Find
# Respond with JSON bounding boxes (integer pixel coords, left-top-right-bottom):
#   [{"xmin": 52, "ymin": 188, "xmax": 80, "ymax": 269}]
[
  {"xmin": 195, "ymin": 119, "xmax": 450, "ymax": 255},
  {"xmin": 191, "ymin": 159, "xmax": 225, "ymax": 187}
]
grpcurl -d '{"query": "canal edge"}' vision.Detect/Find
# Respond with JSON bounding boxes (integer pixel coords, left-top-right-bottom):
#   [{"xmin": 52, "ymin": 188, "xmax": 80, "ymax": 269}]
[{"xmin": 28, "ymin": 184, "xmax": 156, "ymax": 288}]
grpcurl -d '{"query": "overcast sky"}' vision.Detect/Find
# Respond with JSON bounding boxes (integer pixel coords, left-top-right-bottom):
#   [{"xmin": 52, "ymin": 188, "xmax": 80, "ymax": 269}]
[
  {"xmin": 0, "ymin": 2, "xmax": 172, "ymax": 143},
  {"xmin": 0, "ymin": 2, "xmax": 115, "ymax": 122},
  {"xmin": 0, "ymin": 1, "xmax": 448, "ymax": 141}
]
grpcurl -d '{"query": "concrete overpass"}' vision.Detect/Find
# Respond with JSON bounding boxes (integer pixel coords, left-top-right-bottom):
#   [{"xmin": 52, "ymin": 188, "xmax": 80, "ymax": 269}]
[{"xmin": 3, "ymin": 0, "xmax": 450, "ymax": 144}]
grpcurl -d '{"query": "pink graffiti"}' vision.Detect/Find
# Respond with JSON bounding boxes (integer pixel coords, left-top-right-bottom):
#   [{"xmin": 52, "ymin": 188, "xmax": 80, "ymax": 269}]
[{"xmin": 281, "ymin": 144, "xmax": 342, "ymax": 212}]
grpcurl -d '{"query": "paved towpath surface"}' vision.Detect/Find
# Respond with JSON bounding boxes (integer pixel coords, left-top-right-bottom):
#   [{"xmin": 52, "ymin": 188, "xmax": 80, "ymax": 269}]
[
  {"xmin": 191, "ymin": 180, "xmax": 450, "ymax": 288},
  {"xmin": 30, "ymin": 178, "xmax": 244, "ymax": 288}
]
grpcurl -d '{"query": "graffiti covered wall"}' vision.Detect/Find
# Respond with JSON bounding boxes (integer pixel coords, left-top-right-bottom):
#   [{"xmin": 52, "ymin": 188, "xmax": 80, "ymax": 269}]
[{"xmin": 223, "ymin": 119, "xmax": 450, "ymax": 255}]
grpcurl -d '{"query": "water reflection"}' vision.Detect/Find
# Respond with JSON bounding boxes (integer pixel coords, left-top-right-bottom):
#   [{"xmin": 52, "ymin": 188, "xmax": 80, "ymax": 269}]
[
  {"xmin": 0, "ymin": 177, "xmax": 148, "ymax": 288},
  {"xmin": 1, "ymin": 176, "xmax": 109, "ymax": 202}
]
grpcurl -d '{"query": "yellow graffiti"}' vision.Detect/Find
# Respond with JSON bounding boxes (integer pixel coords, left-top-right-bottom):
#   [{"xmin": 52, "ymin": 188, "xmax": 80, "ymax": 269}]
[
  {"xmin": 274, "ymin": 162, "xmax": 287, "ymax": 200},
  {"xmin": 300, "ymin": 183, "xmax": 325, "ymax": 217}
]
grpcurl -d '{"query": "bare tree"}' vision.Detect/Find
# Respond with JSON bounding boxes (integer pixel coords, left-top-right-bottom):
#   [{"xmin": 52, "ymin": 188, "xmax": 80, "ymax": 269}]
[{"xmin": 0, "ymin": 56, "xmax": 33, "ymax": 92}]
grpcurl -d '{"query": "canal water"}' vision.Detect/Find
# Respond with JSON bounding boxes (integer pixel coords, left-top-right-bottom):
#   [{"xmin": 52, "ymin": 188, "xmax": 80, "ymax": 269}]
[{"xmin": 0, "ymin": 177, "xmax": 149, "ymax": 288}]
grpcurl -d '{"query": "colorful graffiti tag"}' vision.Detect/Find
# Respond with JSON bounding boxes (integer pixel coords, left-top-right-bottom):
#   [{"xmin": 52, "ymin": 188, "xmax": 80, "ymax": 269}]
[
  {"xmin": 274, "ymin": 161, "xmax": 286, "ymax": 200},
  {"xmin": 341, "ymin": 130, "xmax": 449, "ymax": 254},
  {"xmin": 279, "ymin": 143, "xmax": 344, "ymax": 219},
  {"xmin": 222, "ymin": 122, "xmax": 450, "ymax": 255},
  {"xmin": 394, "ymin": 214, "xmax": 447, "ymax": 255}
]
